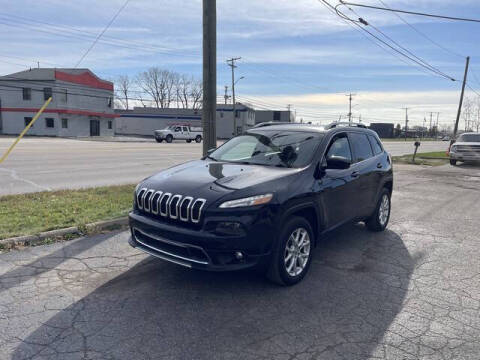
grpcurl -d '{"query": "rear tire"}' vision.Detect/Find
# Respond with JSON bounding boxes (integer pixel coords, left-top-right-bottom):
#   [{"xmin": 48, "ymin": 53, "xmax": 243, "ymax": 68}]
[
  {"xmin": 195, "ymin": 135, "xmax": 202, "ymax": 143},
  {"xmin": 267, "ymin": 216, "xmax": 314, "ymax": 286},
  {"xmin": 366, "ymin": 188, "xmax": 391, "ymax": 232},
  {"xmin": 450, "ymin": 159, "xmax": 457, "ymax": 165},
  {"xmin": 166, "ymin": 135, "xmax": 173, "ymax": 143}
]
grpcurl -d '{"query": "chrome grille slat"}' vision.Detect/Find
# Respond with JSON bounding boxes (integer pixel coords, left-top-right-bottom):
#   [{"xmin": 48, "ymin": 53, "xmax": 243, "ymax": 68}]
[
  {"xmin": 136, "ymin": 188, "xmax": 206, "ymax": 224},
  {"xmin": 179, "ymin": 196, "xmax": 193, "ymax": 222},
  {"xmin": 159, "ymin": 193, "xmax": 172, "ymax": 217}
]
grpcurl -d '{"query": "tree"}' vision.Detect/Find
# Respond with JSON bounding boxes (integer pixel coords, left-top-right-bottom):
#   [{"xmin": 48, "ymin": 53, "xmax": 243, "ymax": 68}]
[
  {"xmin": 114, "ymin": 75, "xmax": 132, "ymax": 110},
  {"xmin": 136, "ymin": 67, "xmax": 177, "ymax": 109},
  {"xmin": 395, "ymin": 123, "xmax": 402, "ymax": 137},
  {"xmin": 462, "ymin": 96, "xmax": 473, "ymax": 131},
  {"xmin": 190, "ymin": 78, "xmax": 203, "ymax": 110}
]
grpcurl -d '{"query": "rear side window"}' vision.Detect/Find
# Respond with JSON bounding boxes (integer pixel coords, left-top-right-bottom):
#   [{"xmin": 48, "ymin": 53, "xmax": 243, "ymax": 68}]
[
  {"xmin": 326, "ymin": 135, "xmax": 352, "ymax": 162},
  {"xmin": 368, "ymin": 135, "xmax": 383, "ymax": 155},
  {"xmin": 350, "ymin": 133, "xmax": 373, "ymax": 162}
]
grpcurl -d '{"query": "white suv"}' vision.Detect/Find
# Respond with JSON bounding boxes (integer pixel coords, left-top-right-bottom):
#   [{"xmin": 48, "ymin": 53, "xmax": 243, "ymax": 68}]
[{"xmin": 449, "ymin": 132, "xmax": 480, "ymax": 165}]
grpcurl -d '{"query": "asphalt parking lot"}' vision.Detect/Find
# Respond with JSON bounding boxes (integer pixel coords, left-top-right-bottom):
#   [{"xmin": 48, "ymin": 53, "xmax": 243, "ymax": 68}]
[
  {"xmin": 0, "ymin": 137, "xmax": 448, "ymax": 195},
  {"xmin": 1, "ymin": 163, "xmax": 479, "ymax": 359}
]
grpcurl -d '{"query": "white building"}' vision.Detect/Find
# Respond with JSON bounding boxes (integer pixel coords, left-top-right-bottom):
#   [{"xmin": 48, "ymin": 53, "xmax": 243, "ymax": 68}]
[
  {"xmin": 0, "ymin": 68, "xmax": 115, "ymax": 137},
  {"xmin": 115, "ymin": 103, "xmax": 256, "ymax": 139}
]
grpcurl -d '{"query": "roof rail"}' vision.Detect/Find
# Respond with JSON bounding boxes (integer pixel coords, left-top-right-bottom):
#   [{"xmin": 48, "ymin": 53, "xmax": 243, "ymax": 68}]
[
  {"xmin": 253, "ymin": 121, "xmax": 293, "ymax": 128},
  {"xmin": 325, "ymin": 122, "xmax": 367, "ymax": 130}
]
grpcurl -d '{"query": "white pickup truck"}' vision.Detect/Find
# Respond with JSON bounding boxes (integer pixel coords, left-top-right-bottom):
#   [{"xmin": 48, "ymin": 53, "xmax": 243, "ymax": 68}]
[
  {"xmin": 449, "ymin": 132, "xmax": 480, "ymax": 165},
  {"xmin": 154, "ymin": 125, "xmax": 203, "ymax": 143}
]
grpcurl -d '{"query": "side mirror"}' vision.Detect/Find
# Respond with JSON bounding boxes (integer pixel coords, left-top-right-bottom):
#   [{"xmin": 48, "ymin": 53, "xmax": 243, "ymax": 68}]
[{"xmin": 326, "ymin": 156, "xmax": 351, "ymax": 170}]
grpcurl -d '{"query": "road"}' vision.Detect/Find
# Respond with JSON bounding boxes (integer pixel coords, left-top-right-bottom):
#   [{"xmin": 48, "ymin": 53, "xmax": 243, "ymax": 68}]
[
  {"xmin": 1, "ymin": 163, "xmax": 479, "ymax": 359},
  {"xmin": 0, "ymin": 137, "xmax": 449, "ymax": 195}
]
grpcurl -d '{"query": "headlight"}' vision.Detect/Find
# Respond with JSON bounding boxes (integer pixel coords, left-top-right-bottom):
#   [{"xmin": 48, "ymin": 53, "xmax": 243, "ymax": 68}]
[
  {"xmin": 219, "ymin": 194, "xmax": 273, "ymax": 208},
  {"xmin": 451, "ymin": 145, "xmax": 457, "ymax": 152}
]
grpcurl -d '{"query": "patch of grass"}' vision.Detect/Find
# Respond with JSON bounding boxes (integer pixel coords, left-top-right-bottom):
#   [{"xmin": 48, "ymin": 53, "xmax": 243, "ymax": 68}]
[
  {"xmin": 0, "ymin": 184, "xmax": 135, "ymax": 240},
  {"xmin": 392, "ymin": 151, "xmax": 449, "ymax": 166}
]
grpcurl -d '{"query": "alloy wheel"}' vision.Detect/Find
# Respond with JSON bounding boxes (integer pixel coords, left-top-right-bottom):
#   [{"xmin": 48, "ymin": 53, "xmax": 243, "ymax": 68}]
[{"xmin": 284, "ymin": 227, "xmax": 311, "ymax": 277}]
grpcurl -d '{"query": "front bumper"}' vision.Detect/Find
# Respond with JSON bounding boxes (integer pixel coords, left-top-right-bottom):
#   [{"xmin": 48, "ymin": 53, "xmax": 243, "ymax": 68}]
[
  {"xmin": 128, "ymin": 211, "xmax": 274, "ymax": 271},
  {"xmin": 449, "ymin": 151, "xmax": 480, "ymax": 161}
]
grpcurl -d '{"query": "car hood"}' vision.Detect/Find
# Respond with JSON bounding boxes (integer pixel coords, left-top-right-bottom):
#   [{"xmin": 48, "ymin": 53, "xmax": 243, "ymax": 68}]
[{"xmin": 141, "ymin": 160, "xmax": 301, "ymax": 194}]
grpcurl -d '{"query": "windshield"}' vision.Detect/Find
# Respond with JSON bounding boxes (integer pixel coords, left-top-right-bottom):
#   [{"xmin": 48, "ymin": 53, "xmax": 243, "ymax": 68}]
[
  {"xmin": 458, "ymin": 134, "xmax": 480, "ymax": 142},
  {"xmin": 209, "ymin": 130, "xmax": 324, "ymax": 168}
]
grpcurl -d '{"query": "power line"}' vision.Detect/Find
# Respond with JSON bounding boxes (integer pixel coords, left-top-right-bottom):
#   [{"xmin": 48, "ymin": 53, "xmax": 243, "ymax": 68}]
[
  {"xmin": 376, "ymin": 0, "xmax": 464, "ymax": 59},
  {"xmin": 341, "ymin": 2, "xmax": 480, "ymax": 23},
  {"xmin": 333, "ymin": 1, "xmax": 456, "ymax": 81},
  {"xmin": 75, "ymin": 0, "xmax": 131, "ymax": 67}
]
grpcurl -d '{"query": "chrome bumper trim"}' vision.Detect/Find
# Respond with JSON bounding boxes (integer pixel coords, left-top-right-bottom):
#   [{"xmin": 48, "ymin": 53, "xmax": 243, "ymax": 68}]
[{"xmin": 132, "ymin": 227, "xmax": 210, "ymax": 265}]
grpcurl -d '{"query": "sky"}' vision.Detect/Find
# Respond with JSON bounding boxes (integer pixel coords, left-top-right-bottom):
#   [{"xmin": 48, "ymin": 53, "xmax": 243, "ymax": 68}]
[{"xmin": 1, "ymin": 0, "xmax": 480, "ymax": 128}]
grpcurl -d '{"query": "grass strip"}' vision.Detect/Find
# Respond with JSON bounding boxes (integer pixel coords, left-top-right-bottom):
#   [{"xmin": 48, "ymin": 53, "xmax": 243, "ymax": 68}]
[
  {"xmin": 392, "ymin": 151, "xmax": 449, "ymax": 166},
  {"xmin": 0, "ymin": 184, "xmax": 134, "ymax": 240}
]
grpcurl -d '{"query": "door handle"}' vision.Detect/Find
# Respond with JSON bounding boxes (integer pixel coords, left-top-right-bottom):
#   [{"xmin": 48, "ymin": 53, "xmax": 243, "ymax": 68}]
[
  {"xmin": 377, "ymin": 163, "xmax": 383, "ymax": 169},
  {"xmin": 351, "ymin": 171, "xmax": 359, "ymax": 178}
]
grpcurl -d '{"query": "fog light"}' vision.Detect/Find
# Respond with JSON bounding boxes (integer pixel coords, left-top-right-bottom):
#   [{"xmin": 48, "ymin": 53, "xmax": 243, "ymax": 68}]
[
  {"xmin": 234, "ymin": 251, "xmax": 244, "ymax": 260},
  {"xmin": 215, "ymin": 221, "xmax": 244, "ymax": 236}
]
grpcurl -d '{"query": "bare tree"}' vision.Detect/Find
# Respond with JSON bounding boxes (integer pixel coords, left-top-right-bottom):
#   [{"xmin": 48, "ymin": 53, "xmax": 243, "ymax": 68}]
[
  {"xmin": 190, "ymin": 78, "xmax": 203, "ymax": 110},
  {"xmin": 177, "ymin": 75, "xmax": 192, "ymax": 109},
  {"xmin": 114, "ymin": 75, "xmax": 132, "ymax": 110},
  {"xmin": 136, "ymin": 67, "xmax": 176, "ymax": 108},
  {"xmin": 463, "ymin": 96, "xmax": 473, "ymax": 131}
]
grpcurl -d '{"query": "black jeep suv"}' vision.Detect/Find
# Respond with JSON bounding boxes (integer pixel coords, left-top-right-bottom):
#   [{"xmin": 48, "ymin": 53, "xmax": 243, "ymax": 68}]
[{"xmin": 129, "ymin": 123, "xmax": 393, "ymax": 285}]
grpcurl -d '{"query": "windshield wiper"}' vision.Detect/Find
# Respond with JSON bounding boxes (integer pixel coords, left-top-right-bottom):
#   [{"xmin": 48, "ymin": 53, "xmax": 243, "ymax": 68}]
[{"xmin": 206, "ymin": 155, "xmax": 217, "ymax": 161}]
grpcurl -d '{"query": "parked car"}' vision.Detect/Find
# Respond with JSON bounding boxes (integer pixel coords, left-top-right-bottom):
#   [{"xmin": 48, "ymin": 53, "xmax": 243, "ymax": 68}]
[
  {"xmin": 442, "ymin": 136, "xmax": 451, "ymax": 141},
  {"xmin": 449, "ymin": 132, "xmax": 480, "ymax": 165},
  {"xmin": 129, "ymin": 123, "xmax": 393, "ymax": 285},
  {"xmin": 154, "ymin": 125, "xmax": 203, "ymax": 143}
]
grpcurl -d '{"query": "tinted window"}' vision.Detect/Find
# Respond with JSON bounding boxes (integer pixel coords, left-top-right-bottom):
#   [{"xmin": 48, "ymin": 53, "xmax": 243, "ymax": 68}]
[
  {"xmin": 326, "ymin": 136, "xmax": 351, "ymax": 162},
  {"xmin": 22, "ymin": 88, "xmax": 31, "ymax": 100},
  {"xmin": 45, "ymin": 118, "xmax": 54, "ymax": 128},
  {"xmin": 174, "ymin": 127, "xmax": 181, "ymax": 132},
  {"xmin": 368, "ymin": 135, "xmax": 383, "ymax": 155},
  {"xmin": 350, "ymin": 133, "xmax": 373, "ymax": 162},
  {"xmin": 182, "ymin": 126, "xmax": 188, "ymax": 132},
  {"xmin": 24, "ymin": 117, "xmax": 33, "ymax": 128},
  {"xmin": 44, "ymin": 87, "xmax": 52, "ymax": 100}
]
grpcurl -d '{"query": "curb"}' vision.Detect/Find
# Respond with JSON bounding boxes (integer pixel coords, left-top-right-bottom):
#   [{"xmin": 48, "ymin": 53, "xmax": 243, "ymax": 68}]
[{"xmin": 0, "ymin": 217, "xmax": 129, "ymax": 248}]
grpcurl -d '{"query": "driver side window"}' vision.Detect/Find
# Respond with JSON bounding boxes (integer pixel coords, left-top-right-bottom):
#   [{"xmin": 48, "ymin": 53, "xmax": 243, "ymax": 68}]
[
  {"xmin": 326, "ymin": 135, "xmax": 352, "ymax": 162},
  {"xmin": 174, "ymin": 127, "xmax": 181, "ymax": 132}
]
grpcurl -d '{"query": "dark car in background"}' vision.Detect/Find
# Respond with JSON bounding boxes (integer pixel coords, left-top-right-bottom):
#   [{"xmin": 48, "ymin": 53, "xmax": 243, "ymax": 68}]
[{"xmin": 129, "ymin": 123, "xmax": 393, "ymax": 285}]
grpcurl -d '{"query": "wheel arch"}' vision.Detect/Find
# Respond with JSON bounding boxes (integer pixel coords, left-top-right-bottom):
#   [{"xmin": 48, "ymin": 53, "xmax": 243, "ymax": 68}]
[{"xmin": 280, "ymin": 202, "xmax": 322, "ymax": 246}]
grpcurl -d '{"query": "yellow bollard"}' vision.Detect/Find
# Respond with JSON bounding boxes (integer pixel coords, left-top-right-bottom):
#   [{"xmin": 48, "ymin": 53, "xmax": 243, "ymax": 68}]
[{"xmin": 0, "ymin": 97, "xmax": 52, "ymax": 164}]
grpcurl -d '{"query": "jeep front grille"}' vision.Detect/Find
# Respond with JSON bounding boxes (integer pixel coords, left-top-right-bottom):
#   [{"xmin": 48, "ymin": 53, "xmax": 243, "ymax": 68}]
[{"xmin": 136, "ymin": 188, "xmax": 206, "ymax": 225}]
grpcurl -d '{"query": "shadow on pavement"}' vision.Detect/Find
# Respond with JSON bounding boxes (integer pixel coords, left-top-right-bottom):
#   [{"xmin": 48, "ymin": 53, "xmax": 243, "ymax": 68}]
[
  {"xmin": 0, "ymin": 232, "xmax": 111, "ymax": 293},
  {"xmin": 13, "ymin": 224, "xmax": 420, "ymax": 360}
]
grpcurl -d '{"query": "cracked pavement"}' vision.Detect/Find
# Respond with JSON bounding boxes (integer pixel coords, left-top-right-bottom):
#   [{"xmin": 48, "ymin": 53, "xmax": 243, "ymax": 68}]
[{"xmin": 1, "ymin": 163, "xmax": 479, "ymax": 359}]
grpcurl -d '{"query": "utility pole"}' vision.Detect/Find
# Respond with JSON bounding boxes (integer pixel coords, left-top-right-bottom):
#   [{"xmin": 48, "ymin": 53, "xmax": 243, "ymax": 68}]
[
  {"xmin": 346, "ymin": 93, "xmax": 356, "ymax": 125},
  {"xmin": 435, "ymin": 112, "xmax": 440, "ymax": 138},
  {"xmin": 227, "ymin": 56, "xmax": 241, "ymax": 136},
  {"xmin": 429, "ymin": 112, "xmax": 433, "ymax": 138},
  {"xmin": 224, "ymin": 85, "xmax": 230, "ymax": 105},
  {"xmin": 402, "ymin": 107, "xmax": 409, "ymax": 141},
  {"xmin": 453, "ymin": 56, "xmax": 470, "ymax": 143},
  {"xmin": 422, "ymin": 116, "xmax": 426, "ymax": 140},
  {"xmin": 202, "ymin": 0, "xmax": 216, "ymax": 156}
]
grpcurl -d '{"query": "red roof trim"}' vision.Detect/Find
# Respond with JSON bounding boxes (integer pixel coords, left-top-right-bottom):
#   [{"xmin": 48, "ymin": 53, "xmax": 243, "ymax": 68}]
[
  {"xmin": 0, "ymin": 107, "xmax": 117, "ymax": 118},
  {"xmin": 54, "ymin": 70, "xmax": 113, "ymax": 91}
]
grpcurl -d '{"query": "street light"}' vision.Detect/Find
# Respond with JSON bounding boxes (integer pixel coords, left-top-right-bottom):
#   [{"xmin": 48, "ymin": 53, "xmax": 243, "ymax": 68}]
[{"xmin": 235, "ymin": 76, "xmax": 245, "ymax": 86}]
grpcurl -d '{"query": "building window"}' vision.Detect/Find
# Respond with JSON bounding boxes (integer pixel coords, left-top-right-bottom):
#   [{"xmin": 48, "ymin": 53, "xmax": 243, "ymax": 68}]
[
  {"xmin": 24, "ymin": 117, "xmax": 33, "ymax": 128},
  {"xmin": 45, "ymin": 118, "xmax": 54, "ymax": 128},
  {"xmin": 62, "ymin": 118, "xmax": 68, "ymax": 129},
  {"xmin": 22, "ymin": 88, "xmax": 31, "ymax": 100},
  {"xmin": 60, "ymin": 89, "xmax": 67, "ymax": 103},
  {"xmin": 44, "ymin": 87, "xmax": 52, "ymax": 100},
  {"xmin": 108, "ymin": 120, "xmax": 112, "ymax": 129},
  {"xmin": 273, "ymin": 111, "xmax": 281, "ymax": 121},
  {"xmin": 108, "ymin": 97, "xmax": 112, "ymax": 108},
  {"xmin": 220, "ymin": 112, "xmax": 224, "ymax": 118}
]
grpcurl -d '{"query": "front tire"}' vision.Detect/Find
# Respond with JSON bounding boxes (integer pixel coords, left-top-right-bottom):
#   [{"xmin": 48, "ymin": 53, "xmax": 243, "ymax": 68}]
[
  {"xmin": 195, "ymin": 135, "xmax": 202, "ymax": 143},
  {"xmin": 366, "ymin": 188, "xmax": 391, "ymax": 232},
  {"xmin": 166, "ymin": 135, "xmax": 173, "ymax": 143},
  {"xmin": 450, "ymin": 159, "xmax": 457, "ymax": 165},
  {"xmin": 186, "ymin": 139, "xmax": 192, "ymax": 143},
  {"xmin": 267, "ymin": 216, "xmax": 314, "ymax": 286},
  {"xmin": 155, "ymin": 138, "xmax": 163, "ymax": 143}
]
